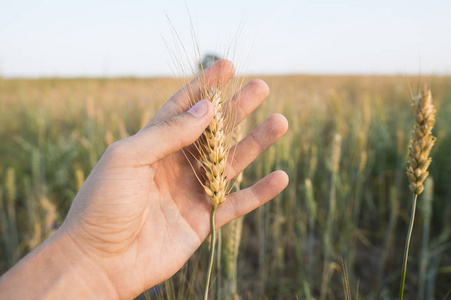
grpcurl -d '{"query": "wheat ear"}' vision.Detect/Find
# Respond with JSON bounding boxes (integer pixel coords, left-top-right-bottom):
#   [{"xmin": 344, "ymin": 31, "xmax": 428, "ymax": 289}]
[
  {"xmin": 406, "ymin": 88, "xmax": 436, "ymax": 196},
  {"xmin": 199, "ymin": 87, "xmax": 231, "ymax": 300},
  {"xmin": 200, "ymin": 88, "xmax": 228, "ymax": 206},
  {"xmin": 399, "ymin": 88, "xmax": 436, "ymax": 300}
]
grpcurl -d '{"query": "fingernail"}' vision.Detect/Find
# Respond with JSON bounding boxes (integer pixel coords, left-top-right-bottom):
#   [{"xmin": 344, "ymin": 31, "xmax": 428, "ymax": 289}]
[{"xmin": 188, "ymin": 100, "xmax": 208, "ymax": 118}]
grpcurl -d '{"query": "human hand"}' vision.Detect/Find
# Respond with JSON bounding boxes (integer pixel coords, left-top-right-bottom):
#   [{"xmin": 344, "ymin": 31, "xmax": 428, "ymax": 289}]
[{"xmin": 0, "ymin": 60, "xmax": 288, "ymax": 299}]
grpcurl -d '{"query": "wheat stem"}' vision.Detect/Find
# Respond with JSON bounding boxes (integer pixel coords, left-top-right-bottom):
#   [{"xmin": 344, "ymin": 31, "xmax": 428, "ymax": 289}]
[
  {"xmin": 398, "ymin": 194, "xmax": 418, "ymax": 300},
  {"xmin": 204, "ymin": 205, "xmax": 217, "ymax": 300}
]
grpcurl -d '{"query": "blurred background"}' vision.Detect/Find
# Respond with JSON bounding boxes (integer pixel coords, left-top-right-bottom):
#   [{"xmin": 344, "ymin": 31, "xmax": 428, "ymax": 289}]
[{"xmin": 1, "ymin": 0, "xmax": 450, "ymax": 299}]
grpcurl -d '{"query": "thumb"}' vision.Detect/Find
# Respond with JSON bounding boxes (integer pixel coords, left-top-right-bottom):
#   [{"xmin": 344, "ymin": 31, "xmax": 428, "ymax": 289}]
[{"xmin": 127, "ymin": 100, "xmax": 214, "ymax": 165}]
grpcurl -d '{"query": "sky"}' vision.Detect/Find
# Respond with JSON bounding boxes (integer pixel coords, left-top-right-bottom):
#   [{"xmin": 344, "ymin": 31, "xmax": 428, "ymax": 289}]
[{"xmin": 0, "ymin": 0, "xmax": 450, "ymax": 77}]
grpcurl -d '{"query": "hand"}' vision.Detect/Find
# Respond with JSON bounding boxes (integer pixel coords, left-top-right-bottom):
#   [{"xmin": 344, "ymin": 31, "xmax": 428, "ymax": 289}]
[{"xmin": 0, "ymin": 60, "xmax": 289, "ymax": 299}]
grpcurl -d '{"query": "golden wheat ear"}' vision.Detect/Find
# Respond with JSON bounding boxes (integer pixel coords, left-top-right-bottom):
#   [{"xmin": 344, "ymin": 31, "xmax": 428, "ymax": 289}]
[
  {"xmin": 406, "ymin": 88, "xmax": 436, "ymax": 195},
  {"xmin": 197, "ymin": 87, "xmax": 233, "ymax": 206}
]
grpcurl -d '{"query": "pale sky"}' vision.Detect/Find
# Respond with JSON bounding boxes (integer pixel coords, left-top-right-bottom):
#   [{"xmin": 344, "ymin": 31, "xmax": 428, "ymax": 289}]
[{"xmin": 0, "ymin": 0, "xmax": 450, "ymax": 77}]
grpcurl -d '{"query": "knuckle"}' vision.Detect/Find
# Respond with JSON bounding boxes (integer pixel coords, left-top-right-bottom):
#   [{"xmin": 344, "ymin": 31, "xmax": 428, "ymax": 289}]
[
  {"xmin": 160, "ymin": 116, "xmax": 180, "ymax": 131},
  {"xmin": 250, "ymin": 130, "xmax": 266, "ymax": 152},
  {"xmin": 230, "ymin": 198, "xmax": 241, "ymax": 218},
  {"xmin": 159, "ymin": 115, "xmax": 193, "ymax": 146}
]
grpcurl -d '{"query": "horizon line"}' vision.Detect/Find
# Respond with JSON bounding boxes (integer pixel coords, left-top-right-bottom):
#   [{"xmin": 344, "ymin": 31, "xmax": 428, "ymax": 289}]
[{"xmin": 1, "ymin": 71, "xmax": 450, "ymax": 80}]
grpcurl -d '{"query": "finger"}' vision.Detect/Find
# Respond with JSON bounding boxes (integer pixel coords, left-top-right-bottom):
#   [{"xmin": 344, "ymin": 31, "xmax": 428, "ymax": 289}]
[
  {"xmin": 124, "ymin": 100, "xmax": 214, "ymax": 165},
  {"xmin": 215, "ymin": 170, "xmax": 289, "ymax": 228},
  {"xmin": 145, "ymin": 59, "xmax": 235, "ymax": 128},
  {"xmin": 226, "ymin": 113, "xmax": 288, "ymax": 179},
  {"xmin": 224, "ymin": 79, "xmax": 270, "ymax": 128}
]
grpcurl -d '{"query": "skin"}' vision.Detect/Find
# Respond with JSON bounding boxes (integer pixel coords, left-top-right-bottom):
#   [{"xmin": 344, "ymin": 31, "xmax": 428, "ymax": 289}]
[{"xmin": 0, "ymin": 60, "xmax": 289, "ymax": 300}]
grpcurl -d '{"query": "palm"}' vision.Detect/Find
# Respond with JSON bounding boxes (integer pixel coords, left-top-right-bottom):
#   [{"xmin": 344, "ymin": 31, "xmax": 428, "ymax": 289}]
[
  {"xmin": 135, "ymin": 151, "xmax": 214, "ymax": 278},
  {"xmin": 66, "ymin": 148, "xmax": 214, "ymax": 295}
]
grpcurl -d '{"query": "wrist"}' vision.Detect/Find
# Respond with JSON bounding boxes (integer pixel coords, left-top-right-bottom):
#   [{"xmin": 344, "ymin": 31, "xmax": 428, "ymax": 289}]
[
  {"xmin": 0, "ymin": 229, "xmax": 119, "ymax": 299},
  {"xmin": 52, "ymin": 229, "xmax": 121, "ymax": 299}
]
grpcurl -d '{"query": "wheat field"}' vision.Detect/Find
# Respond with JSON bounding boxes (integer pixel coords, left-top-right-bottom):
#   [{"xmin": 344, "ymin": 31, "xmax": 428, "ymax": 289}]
[{"xmin": 0, "ymin": 75, "xmax": 450, "ymax": 299}]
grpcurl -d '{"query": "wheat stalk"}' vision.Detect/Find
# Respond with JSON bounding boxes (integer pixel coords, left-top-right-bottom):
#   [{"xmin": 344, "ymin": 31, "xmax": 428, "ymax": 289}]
[
  {"xmin": 163, "ymin": 19, "xmax": 243, "ymax": 297},
  {"xmin": 399, "ymin": 88, "xmax": 436, "ymax": 300},
  {"xmin": 195, "ymin": 85, "xmax": 235, "ymax": 300},
  {"xmin": 222, "ymin": 122, "xmax": 245, "ymax": 299},
  {"xmin": 321, "ymin": 133, "xmax": 342, "ymax": 300}
]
